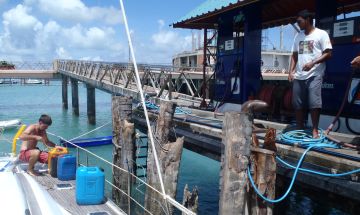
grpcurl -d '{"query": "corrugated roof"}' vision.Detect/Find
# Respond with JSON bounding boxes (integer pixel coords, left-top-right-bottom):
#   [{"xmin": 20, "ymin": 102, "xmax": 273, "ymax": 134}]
[
  {"xmin": 173, "ymin": 0, "xmax": 360, "ymax": 29},
  {"xmin": 177, "ymin": 0, "xmax": 241, "ymax": 24}
]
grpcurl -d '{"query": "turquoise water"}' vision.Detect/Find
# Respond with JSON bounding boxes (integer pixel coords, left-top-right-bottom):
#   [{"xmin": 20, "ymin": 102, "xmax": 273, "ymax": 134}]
[{"xmin": 0, "ymin": 81, "xmax": 356, "ymax": 214}]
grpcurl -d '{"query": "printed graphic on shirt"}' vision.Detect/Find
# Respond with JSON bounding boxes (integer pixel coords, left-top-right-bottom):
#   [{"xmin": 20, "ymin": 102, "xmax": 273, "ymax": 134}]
[{"xmin": 299, "ymin": 40, "xmax": 314, "ymax": 54}]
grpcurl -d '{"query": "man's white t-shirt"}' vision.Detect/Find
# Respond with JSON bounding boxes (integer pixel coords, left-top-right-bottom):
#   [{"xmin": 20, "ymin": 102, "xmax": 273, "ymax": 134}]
[{"xmin": 291, "ymin": 28, "xmax": 332, "ymax": 80}]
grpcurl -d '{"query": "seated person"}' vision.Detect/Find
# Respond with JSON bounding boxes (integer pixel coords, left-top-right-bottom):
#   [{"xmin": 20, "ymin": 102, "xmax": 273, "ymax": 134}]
[{"xmin": 19, "ymin": 114, "xmax": 56, "ymax": 176}]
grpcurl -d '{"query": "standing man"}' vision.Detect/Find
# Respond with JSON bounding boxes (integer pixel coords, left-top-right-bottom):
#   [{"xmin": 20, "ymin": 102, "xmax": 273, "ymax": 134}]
[
  {"xmin": 19, "ymin": 114, "xmax": 56, "ymax": 176},
  {"xmin": 288, "ymin": 10, "xmax": 332, "ymax": 138}
]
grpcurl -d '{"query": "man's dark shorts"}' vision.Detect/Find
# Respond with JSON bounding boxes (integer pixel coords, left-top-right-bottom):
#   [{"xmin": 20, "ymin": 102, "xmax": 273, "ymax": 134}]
[{"xmin": 292, "ymin": 75, "xmax": 323, "ymax": 110}]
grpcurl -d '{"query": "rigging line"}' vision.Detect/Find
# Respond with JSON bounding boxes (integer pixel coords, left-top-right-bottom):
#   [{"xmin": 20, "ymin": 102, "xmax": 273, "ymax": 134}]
[
  {"xmin": 123, "ymin": 158, "xmax": 169, "ymax": 215},
  {"xmin": 118, "ymin": 2, "xmax": 195, "ymax": 214},
  {"xmin": 48, "ymin": 132, "xmax": 165, "ymax": 197},
  {"xmin": 68, "ymin": 121, "xmax": 112, "ymax": 141},
  {"xmin": 118, "ymin": 0, "xmax": 167, "ymax": 200},
  {"xmin": 78, "ymin": 162, "xmax": 154, "ymax": 215}
]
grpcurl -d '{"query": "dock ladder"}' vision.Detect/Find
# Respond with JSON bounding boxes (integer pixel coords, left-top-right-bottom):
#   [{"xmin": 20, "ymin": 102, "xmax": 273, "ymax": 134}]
[{"xmin": 134, "ymin": 133, "xmax": 148, "ymax": 179}]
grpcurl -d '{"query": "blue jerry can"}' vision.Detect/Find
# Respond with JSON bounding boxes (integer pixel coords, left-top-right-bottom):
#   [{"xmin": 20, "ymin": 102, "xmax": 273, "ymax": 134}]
[
  {"xmin": 57, "ymin": 154, "xmax": 76, "ymax": 181},
  {"xmin": 76, "ymin": 166, "xmax": 105, "ymax": 205}
]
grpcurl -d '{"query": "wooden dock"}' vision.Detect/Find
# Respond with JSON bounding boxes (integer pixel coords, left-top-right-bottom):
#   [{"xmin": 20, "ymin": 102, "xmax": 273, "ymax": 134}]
[
  {"xmin": 55, "ymin": 59, "xmax": 360, "ymax": 203},
  {"xmin": 0, "ymin": 70, "xmax": 57, "ymax": 79},
  {"xmin": 133, "ymin": 108, "xmax": 360, "ymax": 201}
]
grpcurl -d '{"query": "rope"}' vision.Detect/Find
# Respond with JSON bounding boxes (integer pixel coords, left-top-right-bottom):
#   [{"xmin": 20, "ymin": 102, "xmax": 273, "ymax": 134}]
[
  {"xmin": 248, "ymin": 143, "xmax": 337, "ymax": 203},
  {"xmin": 279, "ymin": 129, "xmax": 338, "ymax": 148},
  {"xmin": 249, "ymin": 129, "xmax": 360, "ymax": 203},
  {"xmin": 47, "ymin": 132, "xmax": 163, "ymax": 197},
  {"xmin": 141, "ymin": 101, "xmax": 192, "ymax": 115},
  {"xmin": 68, "ymin": 121, "xmax": 111, "ymax": 141},
  {"xmin": 77, "ymin": 162, "xmax": 154, "ymax": 215}
]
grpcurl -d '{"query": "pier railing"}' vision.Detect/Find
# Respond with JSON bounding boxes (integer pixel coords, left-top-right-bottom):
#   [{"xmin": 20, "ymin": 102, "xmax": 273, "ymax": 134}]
[
  {"xmin": 55, "ymin": 59, "xmax": 213, "ymax": 100},
  {"xmin": 5, "ymin": 61, "xmax": 53, "ymax": 70}
]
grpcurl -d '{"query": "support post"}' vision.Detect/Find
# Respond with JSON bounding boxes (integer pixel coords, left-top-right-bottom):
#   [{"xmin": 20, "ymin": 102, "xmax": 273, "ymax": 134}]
[
  {"xmin": 249, "ymin": 129, "xmax": 277, "ymax": 215},
  {"xmin": 71, "ymin": 78, "xmax": 79, "ymax": 116},
  {"xmin": 200, "ymin": 28, "xmax": 208, "ymax": 108},
  {"xmin": 112, "ymin": 96, "xmax": 135, "ymax": 214},
  {"xmin": 219, "ymin": 112, "xmax": 253, "ymax": 214},
  {"xmin": 86, "ymin": 84, "xmax": 96, "ymax": 124},
  {"xmin": 62, "ymin": 75, "xmax": 68, "ymax": 109},
  {"xmin": 145, "ymin": 100, "xmax": 184, "ymax": 214}
]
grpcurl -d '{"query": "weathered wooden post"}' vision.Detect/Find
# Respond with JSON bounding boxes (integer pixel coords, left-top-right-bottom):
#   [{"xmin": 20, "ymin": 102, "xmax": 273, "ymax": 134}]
[
  {"xmin": 86, "ymin": 84, "xmax": 96, "ymax": 124},
  {"xmin": 70, "ymin": 78, "xmax": 79, "ymax": 116},
  {"xmin": 249, "ymin": 129, "xmax": 277, "ymax": 215},
  {"xmin": 62, "ymin": 75, "xmax": 68, "ymax": 109},
  {"xmin": 182, "ymin": 184, "xmax": 199, "ymax": 214},
  {"xmin": 112, "ymin": 95, "xmax": 135, "ymax": 214},
  {"xmin": 219, "ymin": 112, "xmax": 253, "ymax": 214},
  {"xmin": 145, "ymin": 100, "xmax": 184, "ymax": 214}
]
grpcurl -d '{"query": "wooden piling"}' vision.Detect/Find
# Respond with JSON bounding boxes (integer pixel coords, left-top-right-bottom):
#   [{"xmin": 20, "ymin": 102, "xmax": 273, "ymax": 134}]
[
  {"xmin": 62, "ymin": 75, "xmax": 68, "ymax": 109},
  {"xmin": 249, "ymin": 129, "xmax": 277, "ymax": 215},
  {"xmin": 111, "ymin": 96, "xmax": 135, "ymax": 214},
  {"xmin": 219, "ymin": 112, "xmax": 253, "ymax": 215},
  {"xmin": 70, "ymin": 78, "xmax": 79, "ymax": 116},
  {"xmin": 145, "ymin": 100, "xmax": 184, "ymax": 214},
  {"xmin": 182, "ymin": 184, "xmax": 198, "ymax": 214},
  {"xmin": 86, "ymin": 84, "xmax": 96, "ymax": 124}
]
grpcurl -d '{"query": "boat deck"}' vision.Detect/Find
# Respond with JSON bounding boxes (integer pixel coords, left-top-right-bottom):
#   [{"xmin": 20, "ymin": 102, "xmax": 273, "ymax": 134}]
[
  {"xmin": 30, "ymin": 172, "xmax": 126, "ymax": 215},
  {"xmin": 15, "ymin": 163, "xmax": 126, "ymax": 215}
]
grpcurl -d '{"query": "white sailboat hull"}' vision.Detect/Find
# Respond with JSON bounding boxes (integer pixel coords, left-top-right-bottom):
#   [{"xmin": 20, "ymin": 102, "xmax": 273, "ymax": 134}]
[{"xmin": 0, "ymin": 119, "xmax": 21, "ymax": 129}]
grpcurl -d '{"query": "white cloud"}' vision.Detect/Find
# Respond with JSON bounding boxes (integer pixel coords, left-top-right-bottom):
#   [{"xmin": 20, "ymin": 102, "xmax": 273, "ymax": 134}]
[
  {"xmin": 1, "ymin": 4, "xmax": 42, "ymax": 51},
  {"xmin": 0, "ymin": 2, "xmax": 192, "ymax": 63},
  {"xmin": 146, "ymin": 28, "xmax": 191, "ymax": 63},
  {"xmin": 2, "ymin": 4, "xmax": 40, "ymax": 29},
  {"xmin": 0, "ymin": 3, "xmax": 126, "ymax": 61},
  {"xmin": 61, "ymin": 25, "xmax": 122, "ymax": 51},
  {"xmin": 158, "ymin": 19, "xmax": 165, "ymax": 30},
  {"xmin": 80, "ymin": 56, "xmax": 103, "ymax": 61},
  {"xmin": 35, "ymin": 0, "xmax": 122, "ymax": 25},
  {"xmin": 127, "ymin": 27, "xmax": 191, "ymax": 64},
  {"xmin": 56, "ymin": 47, "xmax": 71, "ymax": 59}
]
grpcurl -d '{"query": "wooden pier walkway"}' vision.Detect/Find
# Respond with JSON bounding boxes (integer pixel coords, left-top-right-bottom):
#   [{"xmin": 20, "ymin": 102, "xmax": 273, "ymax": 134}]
[
  {"xmin": 133, "ymin": 108, "xmax": 360, "ymax": 201},
  {"xmin": 0, "ymin": 70, "xmax": 57, "ymax": 79},
  {"xmin": 55, "ymin": 59, "xmax": 360, "ymax": 201},
  {"xmin": 56, "ymin": 60, "xmax": 212, "ymax": 106}
]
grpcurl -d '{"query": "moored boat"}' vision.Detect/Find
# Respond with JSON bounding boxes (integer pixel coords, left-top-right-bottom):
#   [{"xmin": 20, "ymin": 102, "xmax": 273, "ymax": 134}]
[
  {"xmin": 25, "ymin": 79, "xmax": 43, "ymax": 84},
  {"xmin": 60, "ymin": 136, "xmax": 112, "ymax": 148},
  {"xmin": 0, "ymin": 119, "xmax": 21, "ymax": 129}
]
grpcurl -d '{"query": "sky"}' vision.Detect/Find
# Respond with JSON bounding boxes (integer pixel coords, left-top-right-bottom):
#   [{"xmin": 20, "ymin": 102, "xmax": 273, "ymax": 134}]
[{"xmin": 0, "ymin": 0, "xmax": 296, "ymax": 64}]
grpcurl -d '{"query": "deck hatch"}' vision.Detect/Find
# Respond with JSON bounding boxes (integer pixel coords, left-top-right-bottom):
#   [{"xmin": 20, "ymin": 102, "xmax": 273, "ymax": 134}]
[{"xmin": 54, "ymin": 183, "xmax": 73, "ymax": 190}]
